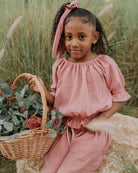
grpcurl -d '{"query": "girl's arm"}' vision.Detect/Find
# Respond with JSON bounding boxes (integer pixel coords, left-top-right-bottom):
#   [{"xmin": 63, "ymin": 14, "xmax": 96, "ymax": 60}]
[
  {"xmin": 90, "ymin": 101, "xmax": 125, "ymax": 122},
  {"xmin": 25, "ymin": 74, "xmax": 55, "ymax": 106},
  {"xmin": 42, "ymin": 86, "xmax": 55, "ymax": 106}
]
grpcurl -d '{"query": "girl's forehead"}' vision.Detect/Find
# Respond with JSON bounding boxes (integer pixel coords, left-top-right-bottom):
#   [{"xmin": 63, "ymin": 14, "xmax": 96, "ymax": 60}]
[
  {"xmin": 64, "ymin": 17, "xmax": 95, "ymax": 32},
  {"xmin": 65, "ymin": 16, "xmax": 92, "ymax": 25}
]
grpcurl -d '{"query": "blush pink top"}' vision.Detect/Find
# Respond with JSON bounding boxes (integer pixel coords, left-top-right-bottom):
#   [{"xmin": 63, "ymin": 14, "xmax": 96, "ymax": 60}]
[
  {"xmin": 51, "ymin": 54, "xmax": 130, "ymax": 128},
  {"xmin": 40, "ymin": 55, "xmax": 131, "ymax": 173}
]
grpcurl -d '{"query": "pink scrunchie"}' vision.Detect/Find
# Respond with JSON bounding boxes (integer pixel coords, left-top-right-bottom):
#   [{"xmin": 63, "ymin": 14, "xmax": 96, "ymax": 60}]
[{"xmin": 52, "ymin": 0, "xmax": 79, "ymax": 59}]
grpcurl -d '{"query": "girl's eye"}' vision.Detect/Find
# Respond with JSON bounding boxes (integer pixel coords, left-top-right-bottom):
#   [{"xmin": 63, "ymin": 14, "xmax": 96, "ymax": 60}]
[
  {"xmin": 66, "ymin": 35, "xmax": 72, "ymax": 39},
  {"xmin": 79, "ymin": 35, "xmax": 85, "ymax": 40}
]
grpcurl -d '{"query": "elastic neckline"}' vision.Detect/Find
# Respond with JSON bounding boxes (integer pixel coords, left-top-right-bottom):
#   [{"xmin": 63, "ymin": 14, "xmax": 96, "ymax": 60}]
[{"xmin": 64, "ymin": 55, "xmax": 101, "ymax": 65}]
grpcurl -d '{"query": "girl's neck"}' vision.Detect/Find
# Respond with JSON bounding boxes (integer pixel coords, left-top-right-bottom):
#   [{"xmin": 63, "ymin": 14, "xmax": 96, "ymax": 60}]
[{"xmin": 67, "ymin": 52, "xmax": 98, "ymax": 63}]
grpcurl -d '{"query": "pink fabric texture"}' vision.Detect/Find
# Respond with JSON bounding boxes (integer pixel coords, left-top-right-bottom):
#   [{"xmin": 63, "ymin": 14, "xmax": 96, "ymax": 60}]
[
  {"xmin": 41, "ymin": 129, "xmax": 111, "ymax": 173},
  {"xmin": 41, "ymin": 55, "xmax": 130, "ymax": 173},
  {"xmin": 51, "ymin": 55, "xmax": 130, "ymax": 117},
  {"xmin": 52, "ymin": 1, "xmax": 79, "ymax": 59}
]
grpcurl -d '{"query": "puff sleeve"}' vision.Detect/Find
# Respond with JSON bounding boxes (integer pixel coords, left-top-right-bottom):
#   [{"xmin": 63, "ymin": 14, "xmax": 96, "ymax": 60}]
[{"xmin": 103, "ymin": 56, "xmax": 131, "ymax": 102}]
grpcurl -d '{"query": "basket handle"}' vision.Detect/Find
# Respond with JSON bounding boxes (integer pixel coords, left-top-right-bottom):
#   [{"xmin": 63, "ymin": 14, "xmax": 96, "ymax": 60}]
[{"xmin": 12, "ymin": 73, "xmax": 47, "ymax": 129}]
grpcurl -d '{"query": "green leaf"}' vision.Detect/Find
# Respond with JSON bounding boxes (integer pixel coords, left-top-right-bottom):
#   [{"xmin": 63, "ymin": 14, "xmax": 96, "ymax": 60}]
[
  {"xmin": 0, "ymin": 78, "xmax": 4, "ymax": 84},
  {"xmin": 53, "ymin": 126, "xmax": 61, "ymax": 131},
  {"xmin": 55, "ymin": 110, "xmax": 63, "ymax": 120},
  {"xmin": 10, "ymin": 103, "xmax": 18, "ymax": 109},
  {"xmin": 0, "ymin": 109, "xmax": 3, "ymax": 114},
  {"xmin": 22, "ymin": 99, "xmax": 32, "ymax": 108},
  {"xmin": 0, "ymin": 120, "xmax": 4, "ymax": 125},
  {"xmin": 48, "ymin": 130, "xmax": 57, "ymax": 138},
  {"xmin": 3, "ymin": 122, "xmax": 14, "ymax": 132},
  {"xmin": 11, "ymin": 116, "xmax": 20, "ymax": 126},
  {"xmin": 18, "ymin": 101, "xmax": 24, "ymax": 107},
  {"xmin": 0, "ymin": 125, "xmax": 2, "ymax": 132},
  {"xmin": 1, "ymin": 83, "xmax": 12, "ymax": 96},
  {"xmin": 14, "ymin": 86, "xmax": 22, "ymax": 92},
  {"xmin": 1, "ymin": 83, "xmax": 9, "ymax": 90},
  {"xmin": 28, "ymin": 93, "xmax": 38, "ymax": 102},
  {"xmin": 0, "ymin": 115, "xmax": 7, "ymax": 120},
  {"xmin": 0, "ymin": 97, "xmax": 4, "ymax": 104},
  {"xmin": 14, "ymin": 110, "xmax": 28, "ymax": 118},
  {"xmin": 15, "ymin": 92, "xmax": 22, "ymax": 100},
  {"xmin": 45, "ymin": 119, "xmax": 54, "ymax": 128},
  {"xmin": 20, "ymin": 85, "xmax": 28, "ymax": 98},
  {"xmin": 59, "ymin": 127, "xmax": 66, "ymax": 132},
  {"xmin": 51, "ymin": 110, "xmax": 56, "ymax": 116},
  {"xmin": 32, "ymin": 102, "xmax": 39, "ymax": 109},
  {"xmin": 51, "ymin": 110, "xmax": 56, "ymax": 119}
]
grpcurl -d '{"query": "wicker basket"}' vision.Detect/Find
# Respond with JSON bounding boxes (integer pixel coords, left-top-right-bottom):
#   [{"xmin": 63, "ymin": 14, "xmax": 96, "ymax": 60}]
[{"xmin": 0, "ymin": 73, "xmax": 59, "ymax": 160}]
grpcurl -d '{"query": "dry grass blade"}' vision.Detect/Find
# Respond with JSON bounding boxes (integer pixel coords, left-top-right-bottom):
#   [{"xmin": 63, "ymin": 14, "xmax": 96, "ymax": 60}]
[
  {"xmin": 38, "ymin": 0, "xmax": 42, "ymax": 18},
  {"xmin": 0, "ymin": 48, "xmax": 5, "ymax": 60},
  {"xmin": 97, "ymin": 3, "xmax": 113, "ymax": 18},
  {"xmin": 7, "ymin": 16, "xmax": 22, "ymax": 39},
  {"xmin": 107, "ymin": 31, "xmax": 116, "ymax": 41},
  {"xmin": 87, "ymin": 121, "xmax": 126, "ymax": 140},
  {"xmin": 84, "ymin": 0, "xmax": 91, "ymax": 9}
]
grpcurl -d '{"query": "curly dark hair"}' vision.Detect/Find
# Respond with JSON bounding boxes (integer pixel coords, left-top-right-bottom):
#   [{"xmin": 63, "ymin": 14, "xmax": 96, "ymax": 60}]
[{"xmin": 51, "ymin": 2, "xmax": 109, "ymax": 55}]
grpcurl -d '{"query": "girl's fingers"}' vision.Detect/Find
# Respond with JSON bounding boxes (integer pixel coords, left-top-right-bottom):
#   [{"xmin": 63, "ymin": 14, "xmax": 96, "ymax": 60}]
[{"xmin": 25, "ymin": 74, "xmax": 34, "ymax": 80}]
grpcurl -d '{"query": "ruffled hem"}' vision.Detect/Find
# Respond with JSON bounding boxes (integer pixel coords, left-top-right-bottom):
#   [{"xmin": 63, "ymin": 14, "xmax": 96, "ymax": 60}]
[
  {"xmin": 112, "ymin": 91, "xmax": 131, "ymax": 102},
  {"xmin": 66, "ymin": 116, "xmax": 89, "ymax": 129}
]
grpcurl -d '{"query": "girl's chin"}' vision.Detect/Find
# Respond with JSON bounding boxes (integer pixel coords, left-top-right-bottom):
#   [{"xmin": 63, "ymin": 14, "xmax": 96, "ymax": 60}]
[{"xmin": 69, "ymin": 57, "xmax": 86, "ymax": 63}]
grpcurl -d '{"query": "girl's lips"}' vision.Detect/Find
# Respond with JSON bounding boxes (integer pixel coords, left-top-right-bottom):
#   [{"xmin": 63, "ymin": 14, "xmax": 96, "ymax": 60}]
[{"xmin": 70, "ymin": 49, "xmax": 81, "ymax": 52}]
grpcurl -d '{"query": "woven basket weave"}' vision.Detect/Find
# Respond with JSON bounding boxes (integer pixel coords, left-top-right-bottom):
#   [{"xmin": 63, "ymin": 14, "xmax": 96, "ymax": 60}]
[{"xmin": 0, "ymin": 73, "xmax": 59, "ymax": 160}]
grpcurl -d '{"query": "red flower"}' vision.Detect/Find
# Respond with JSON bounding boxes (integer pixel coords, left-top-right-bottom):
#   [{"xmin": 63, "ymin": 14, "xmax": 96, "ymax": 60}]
[
  {"xmin": 46, "ymin": 119, "xmax": 49, "ymax": 123},
  {"xmin": 49, "ymin": 107, "xmax": 52, "ymax": 111},
  {"xmin": 11, "ymin": 84, "xmax": 16, "ymax": 90},
  {"xmin": 47, "ymin": 114, "xmax": 50, "ymax": 117},
  {"xmin": 24, "ymin": 116, "xmax": 41, "ymax": 130},
  {"xmin": 5, "ymin": 96, "xmax": 7, "ymax": 99},
  {"xmin": 54, "ymin": 118, "xmax": 60, "ymax": 127},
  {"xmin": 19, "ymin": 107, "xmax": 25, "ymax": 113},
  {"xmin": 0, "ymin": 90, "xmax": 2, "ymax": 95}
]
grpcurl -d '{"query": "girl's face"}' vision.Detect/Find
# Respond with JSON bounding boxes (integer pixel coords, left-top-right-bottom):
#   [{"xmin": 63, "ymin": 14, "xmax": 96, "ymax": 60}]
[{"xmin": 64, "ymin": 17, "xmax": 99, "ymax": 63}]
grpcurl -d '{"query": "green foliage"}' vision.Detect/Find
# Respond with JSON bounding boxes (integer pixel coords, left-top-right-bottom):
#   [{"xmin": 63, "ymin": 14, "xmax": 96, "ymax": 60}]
[{"xmin": 0, "ymin": 79, "xmax": 64, "ymax": 138}]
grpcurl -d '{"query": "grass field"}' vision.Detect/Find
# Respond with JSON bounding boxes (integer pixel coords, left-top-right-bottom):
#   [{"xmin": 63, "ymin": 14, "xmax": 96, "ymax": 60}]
[{"xmin": 0, "ymin": 0, "xmax": 138, "ymax": 172}]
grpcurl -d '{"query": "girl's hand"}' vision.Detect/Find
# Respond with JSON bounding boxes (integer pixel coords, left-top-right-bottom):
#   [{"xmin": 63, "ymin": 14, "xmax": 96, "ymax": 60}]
[{"xmin": 25, "ymin": 74, "xmax": 45, "ymax": 93}]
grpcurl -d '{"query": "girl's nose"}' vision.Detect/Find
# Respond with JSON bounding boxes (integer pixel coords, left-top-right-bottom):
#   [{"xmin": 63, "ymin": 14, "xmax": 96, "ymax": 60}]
[{"xmin": 71, "ymin": 39, "xmax": 79, "ymax": 47}]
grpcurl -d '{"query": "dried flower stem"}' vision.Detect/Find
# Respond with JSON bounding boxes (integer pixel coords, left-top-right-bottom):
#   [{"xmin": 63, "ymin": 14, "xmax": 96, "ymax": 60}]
[
  {"xmin": 7, "ymin": 16, "xmax": 22, "ymax": 40},
  {"xmin": 107, "ymin": 31, "xmax": 116, "ymax": 41},
  {"xmin": 0, "ymin": 16, "xmax": 22, "ymax": 61},
  {"xmin": 84, "ymin": 0, "xmax": 91, "ymax": 9},
  {"xmin": 97, "ymin": 4, "xmax": 113, "ymax": 18},
  {"xmin": 38, "ymin": 0, "xmax": 42, "ymax": 18}
]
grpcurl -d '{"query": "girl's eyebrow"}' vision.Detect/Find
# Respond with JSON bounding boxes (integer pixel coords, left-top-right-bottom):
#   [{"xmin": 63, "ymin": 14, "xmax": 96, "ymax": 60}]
[
  {"xmin": 65, "ymin": 32, "xmax": 71, "ymax": 34},
  {"xmin": 65, "ymin": 32, "xmax": 87, "ymax": 35},
  {"xmin": 78, "ymin": 32, "xmax": 87, "ymax": 35}
]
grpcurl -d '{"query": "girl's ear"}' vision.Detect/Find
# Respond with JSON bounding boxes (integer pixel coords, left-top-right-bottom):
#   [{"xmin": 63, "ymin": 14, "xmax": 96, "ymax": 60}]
[{"xmin": 92, "ymin": 31, "xmax": 99, "ymax": 44}]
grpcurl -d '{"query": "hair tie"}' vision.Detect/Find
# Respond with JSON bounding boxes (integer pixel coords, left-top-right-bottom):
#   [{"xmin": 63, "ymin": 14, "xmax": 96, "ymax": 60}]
[{"xmin": 52, "ymin": 0, "xmax": 79, "ymax": 59}]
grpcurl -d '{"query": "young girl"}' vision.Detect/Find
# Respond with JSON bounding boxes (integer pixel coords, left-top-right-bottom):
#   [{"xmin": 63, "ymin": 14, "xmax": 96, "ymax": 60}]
[{"xmin": 25, "ymin": 1, "xmax": 131, "ymax": 172}]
